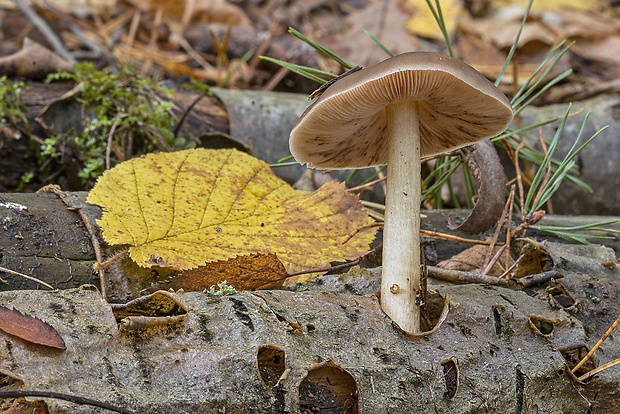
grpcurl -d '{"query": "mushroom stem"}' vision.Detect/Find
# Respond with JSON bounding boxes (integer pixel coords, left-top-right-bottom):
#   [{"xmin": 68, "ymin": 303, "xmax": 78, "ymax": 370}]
[{"xmin": 381, "ymin": 101, "xmax": 421, "ymax": 335}]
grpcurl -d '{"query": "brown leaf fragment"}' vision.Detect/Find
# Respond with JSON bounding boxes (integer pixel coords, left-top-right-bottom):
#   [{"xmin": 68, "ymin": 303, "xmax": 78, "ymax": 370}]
[
  {"xmin": 109, "ymin": 290, "xmax": 187, "ymax": 322},
  {"xmin": 0, "ymin": 38, "xmax": 73, "ymax": 80},
  {"xmin": 0, "ymin": 306, "xmax": 66, "ymax": 350},
  {"xmin": 448, "ymin": 140, "xmax": 507, "ymax": 234},
  {"xmin": 150, "ymin": 253, "xmax": 288, "ymax": 293},
  {"xmin": 437, "ymin": 243, "xmax": 505, "ymax": 276}
]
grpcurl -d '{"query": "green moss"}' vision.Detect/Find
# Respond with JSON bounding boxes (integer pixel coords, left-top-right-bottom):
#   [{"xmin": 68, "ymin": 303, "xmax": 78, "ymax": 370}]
[
  {"xmin": 0, "ymin": 76, "xmax": 28, "ymax": 129},
  {"xmin": 206, "ymin": 280, "xmax": 237, "ymax": 296},
  {"xmin": 44, "ymin": 63, "xmax": 195, "ymax": 185}
]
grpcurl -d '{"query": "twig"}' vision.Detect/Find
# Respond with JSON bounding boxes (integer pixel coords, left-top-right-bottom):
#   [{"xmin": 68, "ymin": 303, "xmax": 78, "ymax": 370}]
[
  {"xmin": 67, "ymin": 23, "xmax": 103, "ymax": 60},
  {"xmin": 348, "ymin": 176, "xmax": 387, "ymax": 192},
  {"xmin": 514, "ymin": 141, "xmax": 526, "ymax": 214},
  {"xmin": 143, "ymin": 124, "xmax": 173, "ymax": 152},
  {"xmin": 427, "ymin": 265, "xmax": 510, "ymax": 287},
  {"xmin": 375, "ymin": 166, "xmax": 387, "ymax": 195},
  {"xmin": 429, "ymin": 266, "xmax": 561, "ymax": 288},
  {"xmin": 421, "ymin": 230, "xmax": 495, "ymax": 246},
  {"xmin": 254, "ymin": 257, "xmax": 363, "ymax": 289},
  {"xmin": 360, "ymin": 199, "xmax": 386, "ymax": 211},
  {"xmin": 181, "ymin": 0, "xmax": 196, "ymax": 26},
  {"xmin": 504, "ymin": 185, "xmax": 516, "ymax": 272},
  {"xmin": 481, "ymin": 244, "xmax": 507, "ymax": 276},
  {"xmin": 578, "ymin": 357, "xmax": 620, "ymax": 382},
  {"xmin": 572, "ymin": 314, "xmax": 620, "ymax": 374},
  {"xmin": 174, "ymin": 32, "xmax": 214, "ymax": 72},
  {"xmin": 127, "ymin": 9, "xmax": 141, "ymax": 47},
  {"xmin": 173, "ymin": 93, "xmax": 207, "ymax": 138},
  {"xmin": 246, "ymin": 21, "xmax": 279, "ymax": 84},
  {"xmin": 75, "ymin": 208, "xmax": 108, "ymax": 299},
  {"xmin": 342, "ymin": 223, "xmax": 383, "ymax": 245},
  {"xmin": 12, "ymin": 0, "xmax": 77, "ymax": 64},
  {"xmin": 209, "ymin": 23, "xmax": 232, "ymax": 86},
  {"xmin": 482, "ymin": 184, "xmax": 513, "ymax": 271},
  {"xmin": 499, "ymin": 253, "xmax": 523, "ymax": 278},
  {"xmin": 516, "ymin": 269, "xmax": 562, "ymax": 288},
  {"xmin": 263, "ymin": 66, "xmax": 288, "ymax": 91},
  {"xmin": 530, "ymin": 126, "xmax": 553, "ymax": 211},
  {"xmin": 141, "ymin": 6, "xmax": 163, "ymax": 75},
  {"xmin": 0, "ymin": 266, "xmax": 54, "ymax": 289},
  {"xmin": 343, "ymin": 223, "xmax": 499, "ymax": 247},
  {"xmin": 286, "ymin": 257, "xmax": 362, "ymax": 279},
  {"xmin": 105, "ymin": 116, "xmax": 123, "ymax": 170},
  {"xmin": 43, "ymin": 186, "xmax": 109, "ymax": 299},
  {"xmin": 97, "ymin": 250, "xmax": 129, "ymax": 270},
  {"xmin": 363, "ymin": 208, "xmax": 385, "ymax": 221},
  {"xmin": 0, "ymin": 390, "xmax": 135, "ymax": 414}
]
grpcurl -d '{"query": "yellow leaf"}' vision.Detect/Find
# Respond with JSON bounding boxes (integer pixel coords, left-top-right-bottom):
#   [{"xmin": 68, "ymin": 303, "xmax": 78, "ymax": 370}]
[
  {"xmin": 405, "ymin": 0, "xmax": 462, "ymax": 40},
  {"xmin": 495, "ymin": 0, "xmax": 608, "ymax": 13},
  {"xmin": 87, "ymin": 149, "xmax": 376, "ymax": 273}
]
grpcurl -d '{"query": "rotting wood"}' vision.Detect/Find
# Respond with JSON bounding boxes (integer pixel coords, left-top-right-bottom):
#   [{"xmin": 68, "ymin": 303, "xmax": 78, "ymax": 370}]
[{"xmin": 0, "ymin": 285, "xmax": 617, "ymax": 413}]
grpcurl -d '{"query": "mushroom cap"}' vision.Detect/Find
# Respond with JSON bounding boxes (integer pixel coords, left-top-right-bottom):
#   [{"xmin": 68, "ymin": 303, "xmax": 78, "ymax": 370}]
[{"xmin": 289, "ymin": 52, "xmax": 514, "ymax": 169}]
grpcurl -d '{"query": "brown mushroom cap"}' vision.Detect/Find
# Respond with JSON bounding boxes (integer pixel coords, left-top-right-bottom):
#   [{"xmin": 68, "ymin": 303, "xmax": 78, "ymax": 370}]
[{"xmin": 289, "ymin": 52, "xmax": 513, "ymax": 169}]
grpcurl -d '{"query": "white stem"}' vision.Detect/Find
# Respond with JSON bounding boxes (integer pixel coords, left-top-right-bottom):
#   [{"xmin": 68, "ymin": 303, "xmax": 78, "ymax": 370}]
[{"xmin": 381, "ymin": 101, "xmax": 421, "ymax": 335}]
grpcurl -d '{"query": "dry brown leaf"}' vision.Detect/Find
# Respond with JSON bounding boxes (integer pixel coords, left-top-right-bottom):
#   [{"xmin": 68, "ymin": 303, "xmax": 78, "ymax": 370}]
[
  {"xmin": 151, "ymin": 253, "xmax": 288, "ymax": 292},
  {"xmin": 320, "ymin": 0, "xmax": 419, "ymax": 67},
  {"xmin": 0, "ymin": 38, "xmax": 73, "ymax": 80},
  {"xmin": 0, "ymin": 306, "xmax": 66, "ymax": 350},
  {"xmin": 458, "ymin": 12, "xmax": 555, "ymax": 51},
  {"xmin": 448, "ymin": 141, "xmax": 506, "ymax": 234},
  {"xmin": 437, "ymin": 244, "xmax": 505, "ymax": 277},
  {"xmin": 574, "ymin": 36, "xmax": 620, "ymax": 67},
  {"xmin": 552, "ymin": 10, "xmax": 620, "ymax": 40}
]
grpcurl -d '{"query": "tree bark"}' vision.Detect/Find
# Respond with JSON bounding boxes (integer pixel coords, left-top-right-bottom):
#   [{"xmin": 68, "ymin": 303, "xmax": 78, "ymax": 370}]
[{"xmin": 1, "ymin": 192, "xmax": 619, "ymax": 413}]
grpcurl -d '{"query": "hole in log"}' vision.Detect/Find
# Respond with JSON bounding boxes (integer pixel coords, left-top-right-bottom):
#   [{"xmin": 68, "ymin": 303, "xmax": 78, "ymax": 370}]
[
  {"xmin": 257, "ymin": 345, "xmax": 286, "ymax": 390},
  {"xmin": 546, "ymin": 281, "xmax": 576, "ymax": 309},
  {"xmin": 229, "ymin": 297, "xmax": 254, "ymax": 331},
  {"xmin": 515, "ymin": 365, "xmax": 526, "ymax": 414},
  {"xmin": 298, "ymin": 362, "xmax": 359, "ymax": 413},
  {"xmin": 492, "ymin": 305, "xmax": 512, "ymax": 339},
  {"xmin": 528, "ymin": 315, "xmax": 555, "ymax": 337},
  {"xmin": 440, "ymin": 358, "xmax": 459, "ymax": 398},
  {"xmin": 420, "ymin": 290, "xmax": 448, "ymax": 332},
  {"xmin": 558, "ymin": 344, "xmax": 598, "ymax": 382}
]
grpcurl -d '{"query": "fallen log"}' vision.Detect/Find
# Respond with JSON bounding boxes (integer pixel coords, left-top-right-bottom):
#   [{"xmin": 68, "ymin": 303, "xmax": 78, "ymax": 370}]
[{"xmin": 1, "ymin": 192, "xmax": 619, "ymax": 413}]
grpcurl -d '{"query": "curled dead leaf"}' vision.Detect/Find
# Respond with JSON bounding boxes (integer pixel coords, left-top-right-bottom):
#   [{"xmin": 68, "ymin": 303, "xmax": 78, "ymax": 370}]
[{"xmin": 448, "ymin": 141, "xmax": 506, "ymax": 234}]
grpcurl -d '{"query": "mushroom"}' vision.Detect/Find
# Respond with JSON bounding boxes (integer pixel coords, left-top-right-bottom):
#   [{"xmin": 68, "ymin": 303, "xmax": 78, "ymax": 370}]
[{"xmin": 289, "ymin": 52, "xmax": 513, "ymax": 335}]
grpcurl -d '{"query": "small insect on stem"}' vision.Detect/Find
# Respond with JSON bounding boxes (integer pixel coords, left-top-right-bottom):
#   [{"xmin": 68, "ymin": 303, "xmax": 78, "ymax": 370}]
[{"xmin": 308, "ymin": 66, "xmax": 363, "ymax": 100}]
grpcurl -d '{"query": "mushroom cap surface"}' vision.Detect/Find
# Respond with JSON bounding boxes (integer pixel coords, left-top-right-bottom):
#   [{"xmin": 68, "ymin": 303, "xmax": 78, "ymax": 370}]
[{"xmin": 289, "ymin": 52, "xmax": 514, "ymax": 169}]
